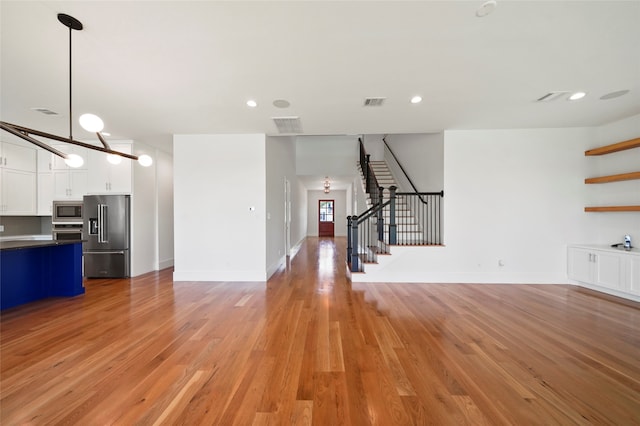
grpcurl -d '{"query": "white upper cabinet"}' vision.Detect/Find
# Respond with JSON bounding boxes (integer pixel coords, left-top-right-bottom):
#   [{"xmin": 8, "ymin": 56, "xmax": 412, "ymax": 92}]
[
  {"xmin": 49, "ymin": 144, "xmax": 88, "ymax": 201},
  {"xmin": 51, "ymin": 144, "xmax": 88, "ymax": 171},
  {"xmin": 1, "ymin": 141, "xmax": 37, "ymax": 172},
  {"xmin": 37, "ymin": 149, "xmax": 53, "ymax": 172},
  {"xmin": 0, "ymin": 141, "xmax": 37, "ymax": 215},
  {"xmin": 87, "ymin": 143, "xmax": 132, "ymax": 194},
  {"xmin": 52, "ymin": 169, "xmax": 88, "ymax": 200}
]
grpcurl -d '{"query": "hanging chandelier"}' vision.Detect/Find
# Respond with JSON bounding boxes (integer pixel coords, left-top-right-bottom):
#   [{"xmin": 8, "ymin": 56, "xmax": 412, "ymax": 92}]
[
  {"xmin": 323, "ymin": 176, "xmax": 330, "ymax": 193},
  {"xmin": 0, "ymin": 13, "xmax": 152, "ymax": 167}
]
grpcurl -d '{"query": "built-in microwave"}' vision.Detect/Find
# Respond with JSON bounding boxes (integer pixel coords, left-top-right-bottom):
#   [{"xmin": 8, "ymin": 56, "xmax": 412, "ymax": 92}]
[{"xmin": 52, "ymin": 200, "xmax": 83, "ymax": 224}]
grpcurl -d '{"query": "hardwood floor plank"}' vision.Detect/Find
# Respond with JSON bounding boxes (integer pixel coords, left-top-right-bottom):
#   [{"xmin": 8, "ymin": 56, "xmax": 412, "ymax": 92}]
[{"xmin": 1, "ymin": 237, "xmax": 639, "ymax": 424}]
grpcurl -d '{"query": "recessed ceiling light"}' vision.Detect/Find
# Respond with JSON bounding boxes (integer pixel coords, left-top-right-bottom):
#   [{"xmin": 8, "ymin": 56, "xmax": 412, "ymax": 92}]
[
  {"xmin": 600, "ymin": 90, "xmax": 630, "ymax": 100},
  {"xmin": 476, "ymin": 0, "xmax": 497, "ymax": 17},
  {"xmin": 568, "ymin": 92, "xmax": 586, "ymax": 101},
  {"xmin": 411, "ymin": 96, "xmax": 422, "ymax": 104},
  {"xmin": 273, "ymin": 99, "xmax": 291, "ymax": 108},
  {"xmin": 246, "ymin": 100, "xmax": 257, "ymax": 108}
]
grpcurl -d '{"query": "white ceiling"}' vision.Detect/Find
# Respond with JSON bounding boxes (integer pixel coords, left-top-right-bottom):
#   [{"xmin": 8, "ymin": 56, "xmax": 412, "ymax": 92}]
[{"xmin": 2, "ymin": 0, "xmax": 639, "ymax": 160}]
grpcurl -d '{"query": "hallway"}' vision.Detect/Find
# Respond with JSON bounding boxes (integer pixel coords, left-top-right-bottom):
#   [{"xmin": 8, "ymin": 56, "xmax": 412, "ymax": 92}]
[{"xmin": 1, "ymin": 237, "xmax": 639, "ymax": 424}]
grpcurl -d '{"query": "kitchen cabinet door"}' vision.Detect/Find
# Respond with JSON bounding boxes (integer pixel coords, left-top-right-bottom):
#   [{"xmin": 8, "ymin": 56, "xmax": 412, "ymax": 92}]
[
  {"xmin": 567, "ymin": 247, "xmax": 593, "ymax": 284},
  {"xmin": 37, "ymin": 172, "xmax": 53, "ymax": 215},
  {"xmin": 593, "ymin": 251, "xmax": 624, "ymax": 290},
  {"xmin": 37, "ymin": 149, "xmax": 53, "ymax": 172},
  {"xmin": 1, "ymin": 142, "xmax": 36, "ymax": 172},
  {"xmin": 1, "ymin": 168, "xmax": 37, "ymax": 215},
  {"xmin": 51, "ymin": 145, "xmax": 88, "ymax": 171},
  {"xmin": 87, "ymin": 143, "xmax": 132, "ymax": 194},
  {"xmin": 53, "ymin": 170, "xmax": 87, "ymax": 200},
  {"xmin": 629, "ymin": 256, "xmax": 640, "ymax": 295}
]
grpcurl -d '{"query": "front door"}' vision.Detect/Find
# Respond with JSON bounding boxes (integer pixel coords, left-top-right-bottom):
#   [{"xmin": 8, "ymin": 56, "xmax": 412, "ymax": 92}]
[{"xmin": 318, "ymin": 200, "xmax": 334, "ymax": 237}]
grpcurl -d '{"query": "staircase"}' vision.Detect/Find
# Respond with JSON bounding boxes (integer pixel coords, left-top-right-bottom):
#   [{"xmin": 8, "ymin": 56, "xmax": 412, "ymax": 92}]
[
  {"xmin": 358, "ymin": 161, "xmax": 423, "ymax": 244},
  {"xmin": 348, "ymin": 139, "xmax": 443, "ymax": 274}
]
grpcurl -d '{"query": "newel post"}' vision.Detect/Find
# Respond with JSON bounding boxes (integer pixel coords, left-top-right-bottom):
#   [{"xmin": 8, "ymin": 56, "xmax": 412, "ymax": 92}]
[
  {"xmin": 377, "ymin": 186, "xmax": 384, "ymax": 241},
  {"xmin": 346, "ymin": 216, "xmax": 352, "ymax": 265},
  {"xmin": 389, "ymin": 186, "xmax": 397, "ymax": 245},
  {"xmin": 350, "ymin": 215, "xmax": 359, "ymax": 272}
]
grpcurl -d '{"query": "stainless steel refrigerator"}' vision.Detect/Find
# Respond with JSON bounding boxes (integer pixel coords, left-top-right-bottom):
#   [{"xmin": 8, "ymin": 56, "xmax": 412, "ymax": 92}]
[{"xmin": 83, "ymin": 194, "xmax": 131, "ymax": 278}]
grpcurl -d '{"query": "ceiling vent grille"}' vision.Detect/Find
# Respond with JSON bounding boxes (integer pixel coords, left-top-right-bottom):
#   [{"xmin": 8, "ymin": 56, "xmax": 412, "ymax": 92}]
[
  {"xmin": 272, "ymin": 116, "xmax": 303, "ymax": 134},
  {"xmin": 363, "ymin": 97, "xmax": 386, "ymax": 107},
  {"xmin": 536, "ymin": 91, "xmax": 569, "ymax": 102},
  {"xmin": 30, "ymin": 107, "xmax": 59, "ymax": 115}
]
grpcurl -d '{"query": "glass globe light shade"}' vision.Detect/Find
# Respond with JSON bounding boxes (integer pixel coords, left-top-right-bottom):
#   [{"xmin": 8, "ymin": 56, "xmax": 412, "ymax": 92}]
[
  {"xmin": 107, "ymin": 154, "xmax": 122, "ymax": 165},
  {"xmin": 79, "ymin": 113, "xmax": 104, "ymax": 132},
  {"xmin": 138, "ymin": 154, "xmax": 153, "ymax": 167},
  {"xmin": 64, "ymin": 153, "xmax": 84, "ymax": 168}
]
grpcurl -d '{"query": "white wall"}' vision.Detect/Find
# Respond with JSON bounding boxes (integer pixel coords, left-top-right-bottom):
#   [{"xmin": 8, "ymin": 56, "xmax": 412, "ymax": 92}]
[
  {"xmin": 296, "ymin": 135, "xmax": 358, "ymax": 176},
  {"xmin": 156, "ymin": 150, "xmax": 174, "ymax": 270},
  {"xmin": 307, "ymin": 190, "xmax": 348, "ymax": 237},
  {"xmin": 354, "ymin": 127, "xmax": 594, "ymax": 283},
  {"xmin": 173, "ymin": 134, "xmax": 267, "ymax": 281},
  {"xmin": 362, "ymin": 134, "xmax": 384, "ymax": 161},
  {"xmin": 590, "ymin": 114, "xmax": 640, "ymax": 245},
  {"xmin": 385, "ymin": 133, "xmax": 444, "ymax": 192},
  {"xmin": 265, "ymin": 136, "xmax": 302, "ymax": 277},
  {"xmin": 131, "ymin": 141, "xmax": 159, "ymax": 277}
]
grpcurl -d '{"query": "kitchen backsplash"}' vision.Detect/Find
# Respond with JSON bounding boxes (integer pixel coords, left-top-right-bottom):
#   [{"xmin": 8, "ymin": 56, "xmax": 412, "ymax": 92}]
[{"xmin": 0, "ymin": 216, "xmax": 52, "ymax": 236}]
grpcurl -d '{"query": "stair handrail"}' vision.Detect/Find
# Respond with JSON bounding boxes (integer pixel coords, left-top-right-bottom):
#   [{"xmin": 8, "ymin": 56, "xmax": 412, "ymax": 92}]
[
  {"xmin": 382, "ymin": 137, "xmax": 428, "ymax": 204},
  {"xmin": 356, "ymin": 198, "xmax": 391, "ymax": 225}
]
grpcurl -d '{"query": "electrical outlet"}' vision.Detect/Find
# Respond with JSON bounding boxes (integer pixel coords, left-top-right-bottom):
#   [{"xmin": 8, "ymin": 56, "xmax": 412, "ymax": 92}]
[{"xmin": 0, "ymin": 225, "xmax": 4, "ymax": 232}]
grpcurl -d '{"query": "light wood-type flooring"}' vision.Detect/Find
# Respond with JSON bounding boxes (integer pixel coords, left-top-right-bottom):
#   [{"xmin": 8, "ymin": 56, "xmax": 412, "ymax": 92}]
[{"xmin": 1, "ymin": 237, "xmax": 639, "ymax": 424}]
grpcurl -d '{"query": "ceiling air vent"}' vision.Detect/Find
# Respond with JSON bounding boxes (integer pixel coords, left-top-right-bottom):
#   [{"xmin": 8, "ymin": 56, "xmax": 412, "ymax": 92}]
[
  {"xmin": 30, "ymin": 107, "xmax": 59, "ymax": 115},
  {"xmin": 272, "ymin": 116, "xmax": 303, "ymax": 134},
  {"xmin": 363, "ymin": 97, "xmax": 386, "ymax": 107},
  {"xmin": 536, "ymin": 91, "xmax": 569, "ymax": 102}
]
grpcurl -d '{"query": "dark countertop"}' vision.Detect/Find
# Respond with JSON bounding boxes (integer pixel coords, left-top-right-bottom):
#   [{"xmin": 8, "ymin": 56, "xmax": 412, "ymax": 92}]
[{"xmin": 0, "ymin": 240, "xmax": 84, "ymax": 251}]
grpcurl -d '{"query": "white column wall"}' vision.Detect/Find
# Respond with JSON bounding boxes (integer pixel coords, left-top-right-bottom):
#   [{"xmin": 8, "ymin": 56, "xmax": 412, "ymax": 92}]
[
  {"xmin": 173, "ymin": 134, "xmax": 267, "ymax": 281},
  {"xmin": 265, "ymin": 136, "xmax": 302, "ymax": 278},
  {"xmin": 131, "ymin": 141, "xmax": 159, "ymax": 277},
  {"xmin": 156, "ymin": 150, "xmax": 174, "ymax": 270}
]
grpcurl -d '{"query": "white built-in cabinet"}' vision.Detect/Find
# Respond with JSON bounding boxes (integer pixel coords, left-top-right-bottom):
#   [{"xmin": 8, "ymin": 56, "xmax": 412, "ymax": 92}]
[
  {"xmin": 50, "ymin": 144, "xmax": 88, "ymax": 200},
  {"xmin": 86, "ymin": 143, "xmax": 132, "ymax": 194},
  {"xmin": 568, "ymin": 245, "xmax": 640, "ymax": 299},
  {"xmin": 33, "ymin": 141, "xmax": 133, "ymax": 213},
  {"xmin": 0, "ymin": 141, "xmax": 37, "ymax": 215},
  {"xmin": 37, "ymin": 150, "xmax": 53, "ymax": 215}
]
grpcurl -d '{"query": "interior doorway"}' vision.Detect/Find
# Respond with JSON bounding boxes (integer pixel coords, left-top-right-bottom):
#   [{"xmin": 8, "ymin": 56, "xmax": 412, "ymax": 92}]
[{"xmin": 318, "ymin": 200, "xmax": 334, "ymax": 237}]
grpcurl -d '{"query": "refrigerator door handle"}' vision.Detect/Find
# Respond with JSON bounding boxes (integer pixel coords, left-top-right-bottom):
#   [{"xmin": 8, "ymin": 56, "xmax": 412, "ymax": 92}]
[{"xmin": 98, "ymin": 204, "xmax": 109, "ymax": 243}]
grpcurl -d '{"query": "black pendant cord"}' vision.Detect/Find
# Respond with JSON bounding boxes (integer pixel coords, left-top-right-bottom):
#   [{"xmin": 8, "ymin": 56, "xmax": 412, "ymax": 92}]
[
  {"xmin": 58, "ymin": 13, "xmax": 83, "ymax": 141},
  {"xmin": 68, "ymin": 25, "xmax": 72, "ymax": 141}
]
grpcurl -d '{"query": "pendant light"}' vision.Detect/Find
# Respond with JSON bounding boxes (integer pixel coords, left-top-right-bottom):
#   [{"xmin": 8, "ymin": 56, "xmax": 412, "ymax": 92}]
[{"xmin": 0, "ymin": 13, "xmax": 152, "ymax": 167}]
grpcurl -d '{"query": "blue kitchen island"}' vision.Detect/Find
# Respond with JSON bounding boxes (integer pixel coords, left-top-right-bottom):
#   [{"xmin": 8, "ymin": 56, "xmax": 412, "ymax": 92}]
[{"xmin": 0, "ymin": 240, "xmax": 84, "ymax": 310}]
